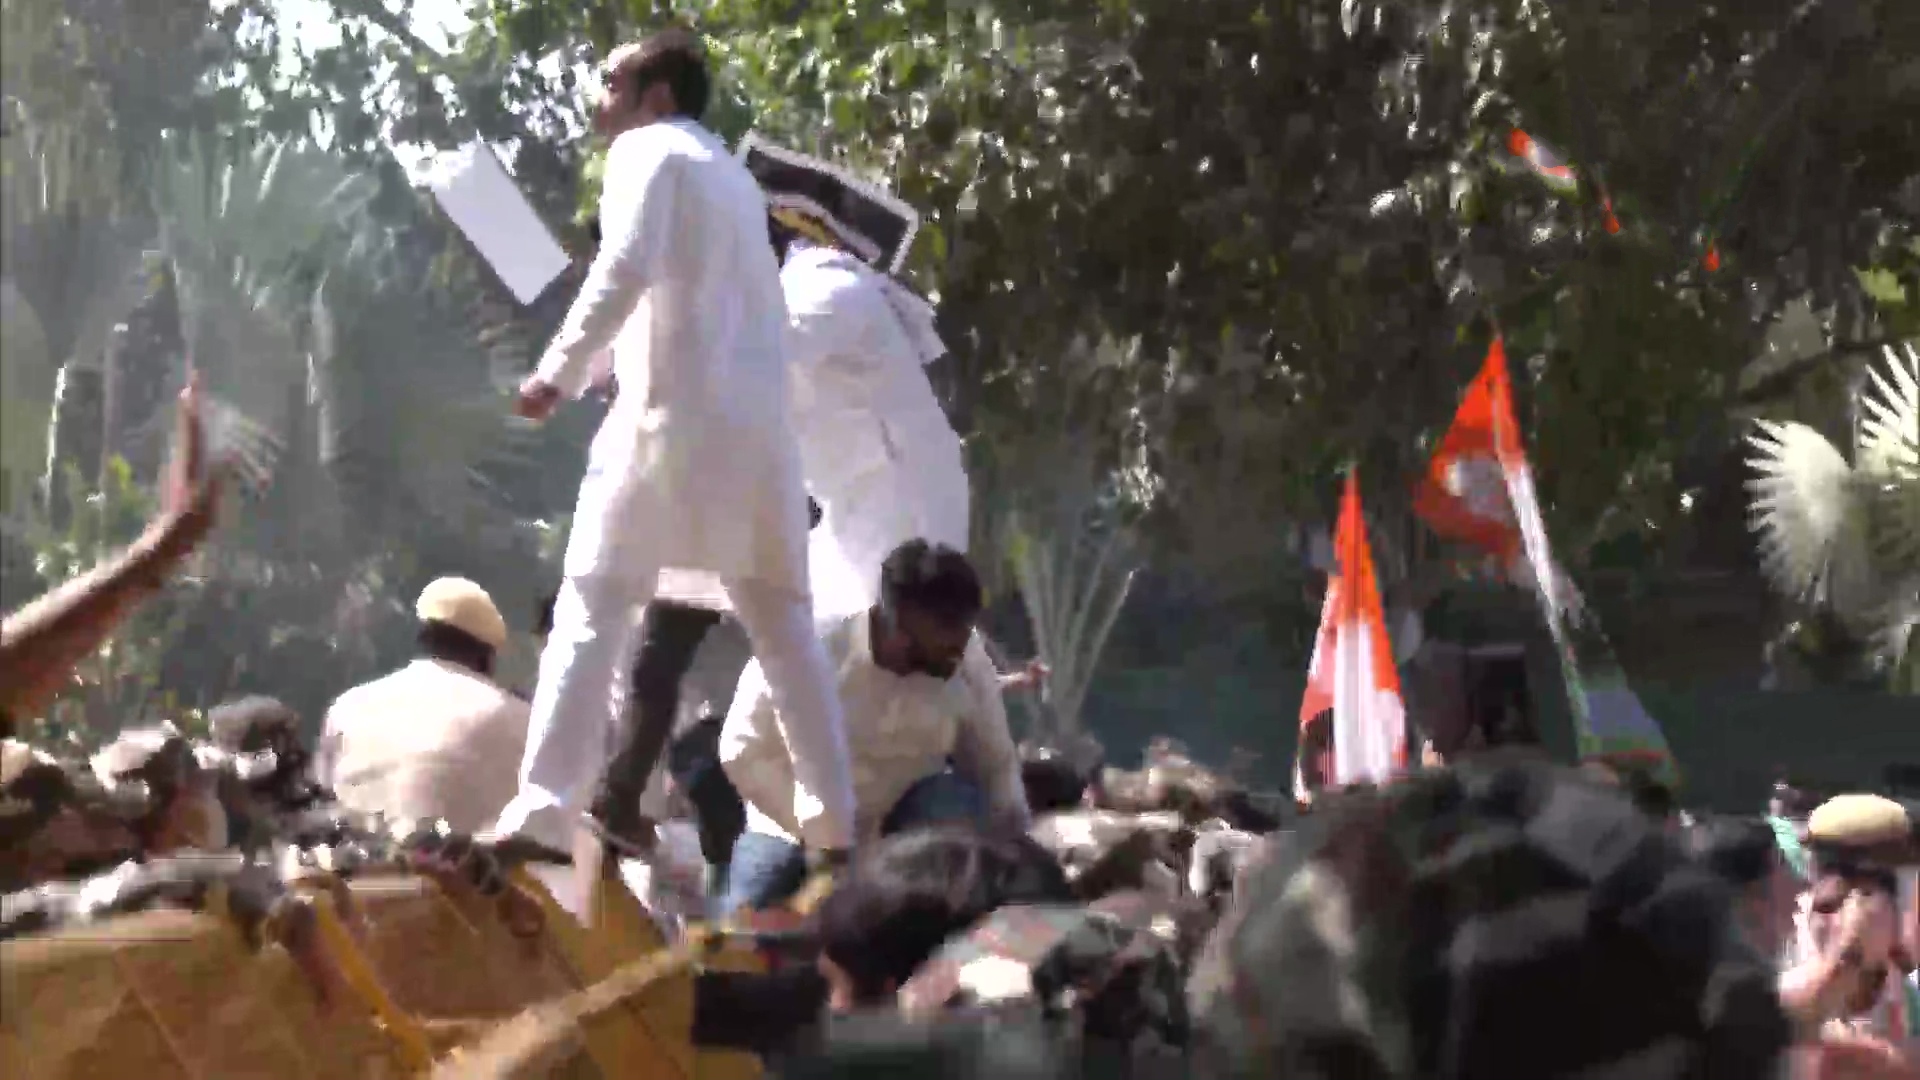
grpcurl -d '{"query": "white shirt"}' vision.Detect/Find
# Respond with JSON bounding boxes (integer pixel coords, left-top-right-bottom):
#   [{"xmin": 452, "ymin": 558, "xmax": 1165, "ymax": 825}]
[
  {"xmin": 720, "ymin": 612, "xmax": 1027, "ymax": 846},
  {"xmin": 316, "ymin": 659, "xmax": 531, "ymax": 835},
  {"xmin": 534, "ymin": 117, "xmax": 811, "ymax": 598}
]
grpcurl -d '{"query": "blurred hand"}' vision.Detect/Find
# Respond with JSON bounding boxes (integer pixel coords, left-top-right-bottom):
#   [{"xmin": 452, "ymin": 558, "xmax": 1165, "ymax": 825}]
[
  {"xmin": 1000, "ymin": 659, "xmax": 1050, "ymax": 692},
  {"xmin": 1835, "ymin": 887, "xmax": 1899, "ymax": 966},
  {"xmin": 515, "ymin": 375, "xmax": 562, "ymax": 421},
  {"xmin": 148, "ymin": 373, "xmax": 228, "ymax": 556}
]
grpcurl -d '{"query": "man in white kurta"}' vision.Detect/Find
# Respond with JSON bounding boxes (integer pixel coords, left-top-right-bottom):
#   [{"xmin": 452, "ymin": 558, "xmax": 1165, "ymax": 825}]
[
  {"xmin": 739, "ymin": 136, "xmax": 972, "ymax": 627},
  {"xmin": 499, "ymin": 32, "xmax": 856, "ymax": 870},
  {"xmin": 585, "ymin": 143, "xmax": 974, "ymax": 860},
  {"xmin": 781, "ymin": 236, "xmax": 971, "ymax": 624}
]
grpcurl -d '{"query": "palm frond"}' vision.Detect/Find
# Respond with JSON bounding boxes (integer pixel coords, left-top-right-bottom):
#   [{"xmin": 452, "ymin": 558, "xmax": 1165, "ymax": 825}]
[
  {"xmin": 1858, "ymin": 341, "xmax": 1919, "ymax": 482},
  {"xmin": 1745, "ymin": 419, "xmax": 1869, "ymax": 607}
]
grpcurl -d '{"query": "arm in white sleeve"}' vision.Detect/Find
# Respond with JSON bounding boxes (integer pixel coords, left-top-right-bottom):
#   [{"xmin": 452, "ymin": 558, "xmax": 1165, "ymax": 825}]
[
  {"xmin": 535, "ymin": 135, "xmax": 680, "ymax": 398},
  {"xmin": 950, "ymin": 636, "xmax": 1031, "ymax": 833}
]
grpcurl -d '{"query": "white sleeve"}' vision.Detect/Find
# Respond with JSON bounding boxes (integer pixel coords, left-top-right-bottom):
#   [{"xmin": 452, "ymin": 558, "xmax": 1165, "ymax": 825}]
[
  {"xmin": 535, "ymin": 134, "xmax": 679, "ymax": 397},
  {"xmin": 949, "ymin": 635, "xmax": 1030, "ymax": 832}
]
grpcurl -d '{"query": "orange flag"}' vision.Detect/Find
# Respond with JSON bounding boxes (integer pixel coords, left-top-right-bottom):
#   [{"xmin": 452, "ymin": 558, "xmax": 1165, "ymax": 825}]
[
  {"xmin": 1412, "ymin": 336, "xmax": 1528, "ymax": 562},
  {"xmin": 1296, "ymin": 471, "xmax": 1407, "ymax": 799},
  {"xmin": 1414, "ymin": 337, "xmax": 1679, "ymax": 782}
]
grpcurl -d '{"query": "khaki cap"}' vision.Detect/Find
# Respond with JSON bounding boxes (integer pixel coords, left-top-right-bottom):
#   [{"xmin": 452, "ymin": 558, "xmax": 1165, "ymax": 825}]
[
  {"xmin": 1807, "ymin": 793, "xmax": 1912, "ymax": 850},
  {"xmin": 416, "ymin": 577, "xmax": 509, "ymax": 651}
]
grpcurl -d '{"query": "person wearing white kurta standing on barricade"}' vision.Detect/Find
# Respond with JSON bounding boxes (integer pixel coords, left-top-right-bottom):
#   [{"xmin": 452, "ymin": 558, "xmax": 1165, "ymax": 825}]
[
  {"xmin": 585, "ymin": 140, "xmax": 973, "ymax": 865},
  {"xmin": 498, "ymin": 31, "xmax": 856, "ymax": 885},
  {"xmin": 737, "ymin": 136, "xmax": 972, "ymax": 627}
]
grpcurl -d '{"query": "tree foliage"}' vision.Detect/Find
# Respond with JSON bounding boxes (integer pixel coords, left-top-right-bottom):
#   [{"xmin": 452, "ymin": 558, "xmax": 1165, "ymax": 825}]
[{"xmin": 456, "ymin": 0, "xmax": 1918, "ymax": 595}]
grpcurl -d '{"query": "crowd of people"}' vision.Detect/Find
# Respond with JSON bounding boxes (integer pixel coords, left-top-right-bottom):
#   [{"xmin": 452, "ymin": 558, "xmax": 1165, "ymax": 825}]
[{"xmin": 3, "ymin": 24, "xmax": 1918, "ymax": 1080}]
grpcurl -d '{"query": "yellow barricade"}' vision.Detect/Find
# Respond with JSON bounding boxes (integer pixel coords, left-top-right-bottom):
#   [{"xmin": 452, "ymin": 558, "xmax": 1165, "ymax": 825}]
[{"xmin": 0, "ymin": 869, "xmax": 770, "ymax": 1080}]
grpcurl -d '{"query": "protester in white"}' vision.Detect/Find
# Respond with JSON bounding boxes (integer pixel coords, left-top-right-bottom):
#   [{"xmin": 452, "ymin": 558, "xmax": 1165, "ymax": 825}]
[
  {"xmin": 498, "ymin": 32, "xmax": 856, "ymax": 886},
  {"xmin": 717, "ymin": 541, "xmax": 1028, "ymax": 915},
  {"xmin": 738, "ymin": 136, "xmax": 971, "ymax": 628}
]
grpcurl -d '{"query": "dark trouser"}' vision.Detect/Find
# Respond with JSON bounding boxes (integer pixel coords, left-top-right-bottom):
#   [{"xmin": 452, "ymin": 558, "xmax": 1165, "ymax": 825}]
[
  {"xmin": 716, "ymin": 770, "xmax": 988, "ymax": 918},
  {"xmin": 592, "ymin": 600, "xmax": 723, "ymax": 846}
]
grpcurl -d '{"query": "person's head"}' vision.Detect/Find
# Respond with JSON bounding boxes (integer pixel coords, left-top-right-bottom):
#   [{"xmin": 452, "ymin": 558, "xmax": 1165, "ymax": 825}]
[
  {"xmin": 207, "ymin": 694, "xmax": 308, "ymax": 784},
  {"xmin": 1687, "ymin": 815, "xmax": 1800, "ymax": 957},
  {"xmin": 414, "ymin": 577, "xmax": 509, "ymax": 677},
  {"xmin": 1804, "ymin": 793, "xmax": 1915, "ymax": 914},
  {"xmin": 873, "ymin": 540, "xmax": 982, "ymax": 680},
  {"xmin": 595, "ymin": 29, "xmax": 710, "ymax": 137},
  {"xmin": 811, "ymin": 827, "xmax": 1072, "ymax": 1011}
]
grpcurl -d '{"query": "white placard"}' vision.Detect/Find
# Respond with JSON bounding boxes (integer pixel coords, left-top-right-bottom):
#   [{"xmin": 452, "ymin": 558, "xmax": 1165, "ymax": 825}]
[{"xmin": 424, "ymin": 140, "xmax": 572, "ymax": 305}]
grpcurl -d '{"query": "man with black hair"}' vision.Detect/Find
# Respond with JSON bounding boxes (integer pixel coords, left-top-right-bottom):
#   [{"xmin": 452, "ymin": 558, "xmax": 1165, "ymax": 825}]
[
  {"xmin": 717, "ymin": 540, "xmax": 1029, "ymax": 915},
  {"xmin": 318, "ymin": 577, "xmax": 529, "ymax": 835},
  {"xmin": 502, "ymin": 28, "xmax": 857, "ymax": 892}
]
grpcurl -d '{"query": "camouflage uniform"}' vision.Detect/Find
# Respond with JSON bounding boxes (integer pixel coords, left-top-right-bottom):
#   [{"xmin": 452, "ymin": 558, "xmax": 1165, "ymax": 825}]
[{"xmin": 1187, "ymin": 753, "xmax": 1792, "ymax": 1080}]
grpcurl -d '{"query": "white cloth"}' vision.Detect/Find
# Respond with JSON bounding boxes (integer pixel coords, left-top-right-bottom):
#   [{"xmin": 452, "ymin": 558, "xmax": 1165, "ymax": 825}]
[
  {"xmin": 781, "ymin": 244, "xmax": 970, "ymax": 624},
  {"xmin": 501, "ymin": 117, "xmax": 856, "ymax": 851},
  {"xmin": 721, "ymin": 612, "xmax": 1027, "ymax": 847},
  {"xmin": 532, "ymin": 118, "xmax": 813, "ymax": 600},
  {"xmin": 317, "ymin": 659, "xmax": 531, "ymax": 836},
  {"xmin": 424, "ymin": 141, "xmax": 572, "ymax": 305}
]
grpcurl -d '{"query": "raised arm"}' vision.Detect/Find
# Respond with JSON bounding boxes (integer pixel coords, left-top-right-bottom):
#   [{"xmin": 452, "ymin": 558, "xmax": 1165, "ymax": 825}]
[
  {"xmin": 532, "ymin": 134, "xmax": 681, "ymax": 400},
  {"xmin": 0, "ymin": 380, "xmax": 223, "ymax": 730}
]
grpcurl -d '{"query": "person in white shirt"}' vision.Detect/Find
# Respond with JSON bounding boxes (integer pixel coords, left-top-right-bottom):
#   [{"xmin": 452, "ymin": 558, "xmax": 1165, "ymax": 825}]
[
  {"xmin": 739, "ymin": 135, "xmax": 971, "ymax": 629},
  {"xmin": 317, "ymin": 578, "xmax": 530, "ymax": 835},
  {"xmin": 502, "ymin": 31, "xmax": 856, "ymax": 870},
  {"xmin": 718, "ymin": 540, "xmax": 1029, "ymax": 915}
]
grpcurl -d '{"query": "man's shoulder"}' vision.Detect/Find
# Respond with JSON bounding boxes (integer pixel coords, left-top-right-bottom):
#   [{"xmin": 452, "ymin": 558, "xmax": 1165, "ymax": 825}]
[{"xmin": 609, "ymin": 119, "xmax": 731, "ymax": 168}]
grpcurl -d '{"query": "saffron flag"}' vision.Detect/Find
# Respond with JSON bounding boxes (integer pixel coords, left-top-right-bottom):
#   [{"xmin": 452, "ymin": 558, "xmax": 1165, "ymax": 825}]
[
  {"xmin": 1415, "ymin": 338, "xmax": 1680, "ymax": 782},
  {"xmin": 1296, "ymin": 471, "xmax": 1408, "ymax": 800}
]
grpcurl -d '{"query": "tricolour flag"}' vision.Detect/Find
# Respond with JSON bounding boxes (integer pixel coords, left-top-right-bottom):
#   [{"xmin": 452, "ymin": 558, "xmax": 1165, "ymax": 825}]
[
  {"xmin": 1507, "ymin": 129, "xmax": 1622, "ymax": 234},
  {"xmin": 1415, "ymin": 338, "xmax": 1680, "ymax": 783},
  {"xmin": 1296, "ymin": 471, "xmax": 1408, "ymax": 800}
]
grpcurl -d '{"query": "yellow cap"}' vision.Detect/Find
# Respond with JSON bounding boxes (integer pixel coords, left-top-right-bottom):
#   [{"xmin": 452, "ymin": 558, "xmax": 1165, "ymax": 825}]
[{"xmin": 415, "ymin": 577, "xmax": 509, "ymax": 651}]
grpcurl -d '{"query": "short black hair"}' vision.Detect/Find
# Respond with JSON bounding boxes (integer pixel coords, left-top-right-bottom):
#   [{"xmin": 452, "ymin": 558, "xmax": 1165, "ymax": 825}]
[
  {"xmin": 813, "ymin": 827, "xmax": 1072, "ymax": 1005},
  {"xmin": 632, "ymin": 31, "xmax": 710, "ymax": 119},
  {"xmin": 878, "ymin": 540, "xmax": 982, "ymax": 627},
  {"xmin": 1686, "ymin": 815, "xmax": 1780, "ymax": 889}
]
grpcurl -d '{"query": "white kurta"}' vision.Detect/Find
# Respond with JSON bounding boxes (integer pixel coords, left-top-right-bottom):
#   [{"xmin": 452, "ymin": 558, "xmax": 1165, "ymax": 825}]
[
  {"xmin": 781, "ymin": 244, "xmax": 970, "ymax": 624},
  {"xmin": 501, "ymin": 119, "xmax": 857, "ymax": 873},
  {"xmin": 535, "ymin": 118, "xmax": 811, "ymax": 597}
]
